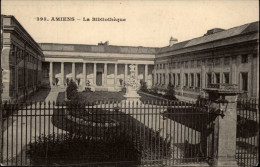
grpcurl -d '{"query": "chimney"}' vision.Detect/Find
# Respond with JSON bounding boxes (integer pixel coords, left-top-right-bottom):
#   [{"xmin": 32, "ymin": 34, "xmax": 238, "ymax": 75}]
[{"xmin": 169, "ymin": 37, "xmax": 178, "ymax": 47}]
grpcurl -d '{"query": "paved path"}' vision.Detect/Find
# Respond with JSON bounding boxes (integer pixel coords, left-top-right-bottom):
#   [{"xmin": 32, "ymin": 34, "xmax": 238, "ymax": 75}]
[{"xmin": 2, "ymin": 87, "xmax": 66, "ymax": 165}]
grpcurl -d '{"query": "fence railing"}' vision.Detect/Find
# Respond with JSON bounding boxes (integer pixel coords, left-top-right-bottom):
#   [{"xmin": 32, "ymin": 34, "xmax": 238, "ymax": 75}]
[
  {"xmin": 1, "ymin": 100, "xmax": 215, "ymax": 166},
  {"xmin": 236, "ymin": 99, "xmax": 259, "ymax": 167}
]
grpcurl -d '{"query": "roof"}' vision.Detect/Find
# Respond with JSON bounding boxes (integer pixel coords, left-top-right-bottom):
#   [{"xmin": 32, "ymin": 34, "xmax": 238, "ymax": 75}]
[
  {"xmin": 39, "ymin": 43, "xmax": 158, "ymax": 55},
  {"xmin": 158, "ymin": 21, "xmax": 259, "ymax": 54},
  {"xmin": 2, "ymin": 15, "xmax": 43, "ymax": 55}
]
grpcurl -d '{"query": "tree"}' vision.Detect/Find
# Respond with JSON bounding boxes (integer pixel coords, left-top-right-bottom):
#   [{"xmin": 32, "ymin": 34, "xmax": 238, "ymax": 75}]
[
  {"xmin": 140, "ymin": 80, "xmax": 148, "ymax": 92},
  {"xmin": 164, "ymin": 84, "xmax": 176, "ymax": 100},
  {"xmin": 66, "ymin": 79, "xmax": 78, "ymax": 100}
]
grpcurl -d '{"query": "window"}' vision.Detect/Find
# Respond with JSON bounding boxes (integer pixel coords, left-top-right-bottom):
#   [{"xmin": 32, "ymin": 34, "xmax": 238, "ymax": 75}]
[
  {"xmin": 223, "ymin": 73, "xmax": 229, "ymax": 84},
  {"xmin": 190, "ymin": 73, "xmax": 194, "ymax": 87},
  {"xmin": 18, "ymin": 67, "xmax": 24, "ymax": 88},
  {"xmin": 241, "ymin": 54, "xmax": 248, "ymax": 63},
  {"xmin": 169, "ymin": 74, "xmax": 171, "ymax": 85},
  {"xmin": 172, "ymin": 74, "xmax": 175, "ymax": 86},
  {"xmin": 163, "ymin": 74, "xmax": 165, "ymax": 84},
  {"xmin": 241, "ymin": 73, "xmax": 248, "ymax": 91},
  {"xmin": 215, "ymin": 58, "xmax": 220, "ymax": 66},
  {"xmin": 190, "ymin": 60, "xmax": 194, "ymax": 68},
  {"xmin": 197, "ymin": 60, "xmax": 201, "ymax": 67},
  {"xmin": 215, "ymin": 73, "xmax": 220, "ymax": 84},
  {"xmin": 197, "ymin": 73, "xmax": 201, "ymax": 88},
  {"xmin": 207, "ymin": 73, "xmax": 212, "ymax": 87},
  {"xmin": 184, "ymin": 73, "xmax": 188, "ymax": 87},
  {"xmin": 172, "ymin": 62, "xmax": 176, "ymax": 69},
  {"xmin": 10, "ymin": 66, "xmax": 15, "ymax": 97},
  {"xmin": 207, "ymin": 59, "xmax": 213, "ymax": 66},
  {"xmin": 177, "ymin": 74, "xmax": 180, "ymax": 86},
  {"xmin": 224, "ymin": 57, "xmax": 230, "ymax": 65},
  {"xmin": 185, "ymin": 61, "xmax": 189, "ymax": 68}
]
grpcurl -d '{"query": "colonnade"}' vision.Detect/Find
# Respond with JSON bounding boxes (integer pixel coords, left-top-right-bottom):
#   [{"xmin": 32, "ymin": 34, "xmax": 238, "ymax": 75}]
[{"xmin": 49, "ymin": 62, "xmax": 151, "ymax": 89}]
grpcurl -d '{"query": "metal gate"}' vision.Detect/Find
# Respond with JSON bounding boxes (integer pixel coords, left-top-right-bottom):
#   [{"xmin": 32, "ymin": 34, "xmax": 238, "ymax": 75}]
[
  {"xmin": 1, "ymin": 100, "xmax": 214, "ymax": 166},
  {"xmin": 236, "ymin": 99, "xmax": 259, "ymax": 167}
]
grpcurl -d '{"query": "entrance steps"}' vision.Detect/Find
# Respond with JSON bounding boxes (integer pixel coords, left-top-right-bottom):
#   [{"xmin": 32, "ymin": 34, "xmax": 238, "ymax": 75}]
[
  {"xmin": 94, "ymin": 86, "xmax": 122, "ymax": 92},
  {"xmin": 95, "ymin": 86, "xmax": 108, "ymax": 91}
]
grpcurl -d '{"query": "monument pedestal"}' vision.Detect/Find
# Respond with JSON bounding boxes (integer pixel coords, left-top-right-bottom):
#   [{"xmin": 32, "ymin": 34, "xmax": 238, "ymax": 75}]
[{"xmin": 123, "ymin": 87, "xmax": 142, "ymax": 105}]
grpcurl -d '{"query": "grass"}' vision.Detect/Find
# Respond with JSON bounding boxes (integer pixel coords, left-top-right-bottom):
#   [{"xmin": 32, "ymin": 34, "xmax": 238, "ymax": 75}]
[{"xmin": 56, "ymin": 91, "xmax": 170, "ymax": 104}]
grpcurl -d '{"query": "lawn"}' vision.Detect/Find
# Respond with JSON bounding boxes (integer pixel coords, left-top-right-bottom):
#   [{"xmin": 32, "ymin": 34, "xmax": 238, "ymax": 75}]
[{"xmin": 56, "ymin": 91, "xmax": 169, "ymax": 104}]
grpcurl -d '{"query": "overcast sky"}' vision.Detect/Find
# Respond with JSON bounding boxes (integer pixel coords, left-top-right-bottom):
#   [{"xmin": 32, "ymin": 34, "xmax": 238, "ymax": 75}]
[{"xmin": 2, "ymin": 0, "xmax": 259, "ymax": 47}]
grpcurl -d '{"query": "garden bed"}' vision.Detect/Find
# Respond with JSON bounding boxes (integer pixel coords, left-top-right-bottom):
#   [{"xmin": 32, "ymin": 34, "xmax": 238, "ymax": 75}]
[{"xmin": 26, "ymin": 107, "xmax": 172, "ymax": 165}]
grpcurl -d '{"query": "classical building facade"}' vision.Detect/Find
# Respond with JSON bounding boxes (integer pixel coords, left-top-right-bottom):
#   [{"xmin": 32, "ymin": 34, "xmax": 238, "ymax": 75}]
[
  {"xmin": 1, "ymin": 15, "xmax": 44, "ymax": 102},
  {"xmin": 154, "ymin": 21, "xmax": 259, "ymax": 99},
  {"xmin": 1, "ymin": 15, "xmax": 259, "ymax": 101},
  {"xmin": 39, "ymin": 42, "xmax": 156, "ymax": 92}
]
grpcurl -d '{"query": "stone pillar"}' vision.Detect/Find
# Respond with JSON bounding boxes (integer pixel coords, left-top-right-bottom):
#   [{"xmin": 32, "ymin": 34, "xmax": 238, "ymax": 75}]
[
  {"xmin": 204, "ymin": 84, "xmax": 240, "ymax": 167},
  {"xmin": 114, "ymin": 63, "xmax": 118, "ymax": 85},
  {"xmin": 201, "ymin": 65, "xmax": 206, "ymax": 88},
  {"xmin": 72, "ymin": 62, "xmax": 75, "ymax": 81},
  {"xmin": 93, "ymin": 63, "xmax": 96, "ymax": 85},
  {"xmin": 61, "ymin": 62, "xmax": 64, "ymax": 86},
  {"xmin": 231, "ymin": 56, "xmax": 237, "ymax": 84},
  {"xmin": 135, "ymin": 64, "xmax": 138, "ymax": 79},
  {"xmin": 124, "ymin": 64, "xmax": 128, "ymax": 84},
  {"xmin": 49, "ymin": 62, "xmax": 53, "ymax": 87},
  {"xmin": 82, "ymin": 63, "xmax": 86, "ymax": 89},
  {"xmin": 145, "ymin": 64, "xmax": 148, "ymax": 82},
  {"xmin": 201, "ymin": 65, "xmax": 206, "ymax": 97},
  {"xmin": 104, "ymin": 63, "xmax": 107, "ymax": 86},
  {"xmin": 252, "ymin": 54, "xmax": 258, "ymax": 98},
  {"xmin": 180, "ymin": 63, "xmax": 184, "ymax": 96}
]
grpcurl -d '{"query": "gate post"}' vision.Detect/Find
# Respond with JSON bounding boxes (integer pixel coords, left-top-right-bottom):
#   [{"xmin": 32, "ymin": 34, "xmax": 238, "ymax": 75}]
[
  {"xmin": 204, "ymin": 84, "xmax": 241, "ymax": 167},
  {"xmin": 0, "ymin": 102, "xmax": 3, "ymax": 164}
]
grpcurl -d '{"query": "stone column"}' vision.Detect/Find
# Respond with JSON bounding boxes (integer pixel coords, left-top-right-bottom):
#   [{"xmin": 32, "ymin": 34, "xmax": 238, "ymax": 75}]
[
  {"xmin": 61, "ymin": 62, "xmax": 64, "ymax": 86},
  {"xmin": 114, "ymin": 63, "xmax": 118, "ymax": 85},
  {"xmin": 231, "ymin": 56, "xmax": 237, "ymax": 84},
  {"xmin": 201, "ymin": 65, "xmax": 206, "ymax": 88},
  {"xmin": 252, "ymin": 54, "xmax": 258, "ymax": 98},
  {"xmin": 135, "ymin": 64, "xmax": 138, "ymax": 79},
  {"xmin": 104, "ymin": 63, "xmax": 107, "ymax": 86},
  {"xmin": 145, "ymin": 64, "xmax": 148, "ymax": 82},
  {"xmin": 93, "ymin": 63, "xmax": 96, "ymax": 85},
  {"xmin": 204, "ymin": 85, "xmax": 240, "ymax": 167},
  {"xmin": 49, "ymin": 62, "xmax": 53, "ymax": 87},
  {"xmin": 124, "ymin": 64, "xmax": 128, "ymax": 84},
  {"xmin": 72, "ymin": 62, "xmax": 75, "ymax": 81},
  {"xmin": 180, "ymin": 63, "xmax": 184, "ymax": 96},
  {"xmin": 82, "ymin": 63, "xmax": 86, "ymax": 89}
]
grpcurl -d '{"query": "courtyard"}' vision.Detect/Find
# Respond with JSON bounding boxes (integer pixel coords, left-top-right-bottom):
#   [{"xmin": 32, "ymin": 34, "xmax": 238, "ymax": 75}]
[
  {"xmin": 1, "ymin": 88, "xmax": 206, "ymax": 166},
  {"xmin": 1, "ymin": 87, "xmax": 258, "ymax": 166}
]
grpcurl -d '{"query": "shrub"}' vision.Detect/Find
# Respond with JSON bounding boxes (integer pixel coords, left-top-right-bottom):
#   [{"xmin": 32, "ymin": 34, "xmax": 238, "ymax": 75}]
[
  {"xmin": 66, "ymin": 79, "xmax": 78, "ymax": 100},
  {"xmin": 151, "ymin": 86, "xmax": 158, "ymax": 95},
  {"xmin": 163, "ymin": 84, "xmax": 176, "ymax": 100},
  {"xmin": 27, "ymin": 133, "xmax": 140, "ymax": 165},
  {"xmin": 140, "ymin": 80, "xmax": 148, "ymax": 92}
]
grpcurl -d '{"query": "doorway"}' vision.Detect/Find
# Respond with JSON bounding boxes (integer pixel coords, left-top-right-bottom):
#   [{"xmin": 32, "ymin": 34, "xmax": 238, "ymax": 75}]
[{"xmin": 96, "ymin": 72, "xmax": 102, "ymax": 86}]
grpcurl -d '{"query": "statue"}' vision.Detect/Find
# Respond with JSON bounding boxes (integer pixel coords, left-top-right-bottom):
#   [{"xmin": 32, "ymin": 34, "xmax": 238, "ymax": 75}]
[{"xmin": 123, "ymin": 64, "xmax": 141, "ymax": 103}]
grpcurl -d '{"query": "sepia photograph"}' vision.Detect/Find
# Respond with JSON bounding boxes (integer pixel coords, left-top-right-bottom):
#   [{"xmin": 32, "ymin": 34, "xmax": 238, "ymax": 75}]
[{"xmin": 0, "ymin": 0, "xmax": 259, "ymax": 166}]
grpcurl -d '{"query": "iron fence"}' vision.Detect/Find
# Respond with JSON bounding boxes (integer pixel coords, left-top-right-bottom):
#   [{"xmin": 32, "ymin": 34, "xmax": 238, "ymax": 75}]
[
  {"xmin": 0, "ymin": 100, "xmax": 215, "ymax": 166},
  {"xmin": 236, "ymin": 99, "xmax": 259, "ymax": 167}
]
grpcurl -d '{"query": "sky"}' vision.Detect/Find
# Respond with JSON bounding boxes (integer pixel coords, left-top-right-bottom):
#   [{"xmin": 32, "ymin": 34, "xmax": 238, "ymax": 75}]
[{"xmin": 2, "ymin": 0, "xmax": 259, "ymax": 47}]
